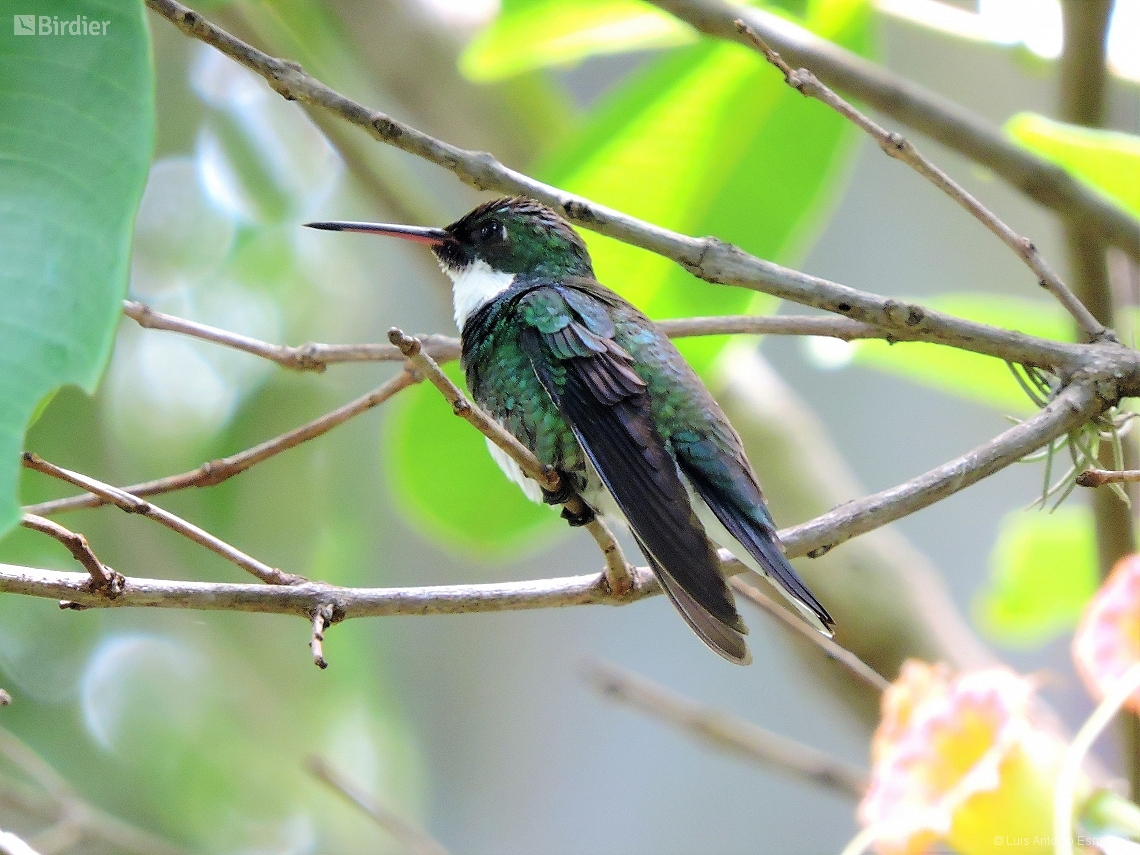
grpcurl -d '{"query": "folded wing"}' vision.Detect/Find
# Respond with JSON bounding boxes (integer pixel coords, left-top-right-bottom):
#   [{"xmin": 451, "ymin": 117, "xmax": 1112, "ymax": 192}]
[{"xmin": 516, "ymin": 286, "xmax": 750, "ymax": 663}]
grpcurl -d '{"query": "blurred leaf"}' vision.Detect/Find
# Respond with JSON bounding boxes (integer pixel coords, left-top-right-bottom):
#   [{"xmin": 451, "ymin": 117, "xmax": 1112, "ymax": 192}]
[
  {"xmin": 848, "ymin": 294, "xmax": 1074, "ymax": 414},
  {"xmin": 542, "ymin": 0, "xmax": 872, "ymax": 372},
  {"xmin": 71, "ymin": 628, "xmax": 419, "ymax": 851},
  {"xmin": 973, "ymin": 507, "xmax": 1099, "ymax": 647},
  {"xmin": 1005, "ymin": 113, "xmax": 1140, "ymax": 220},
  {"xmin": 460, "ymin": 0, "xmax": 696, "ymax": 82},
  {"xmin": 0, "ymin": 0, "xmax": 155, "ymax": 536},
  {"xmin": 386, "ymin": 364, "xmax": 557, "ymax": 554},
  {"xmin": 393, "ymin": 0, "xmax": 871, "ymax": 552}
]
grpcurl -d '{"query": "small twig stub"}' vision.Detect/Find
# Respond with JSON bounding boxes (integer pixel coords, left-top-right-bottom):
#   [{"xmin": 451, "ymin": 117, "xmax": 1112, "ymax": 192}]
[{"xmin": 310, "ymin": 604, "xmax": 337, "ymax": 669}]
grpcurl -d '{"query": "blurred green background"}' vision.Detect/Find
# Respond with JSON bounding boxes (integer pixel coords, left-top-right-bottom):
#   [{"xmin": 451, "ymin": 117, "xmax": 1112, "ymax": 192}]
[{"xmin": 0, "ymin": 0, "xmax": 1137, "ymax": 852}]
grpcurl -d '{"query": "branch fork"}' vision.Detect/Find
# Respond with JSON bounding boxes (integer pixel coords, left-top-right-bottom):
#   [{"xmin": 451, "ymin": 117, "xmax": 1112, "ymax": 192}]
[
  {"xmin": 19, "ymin": 514, "xmax": 123, "ymax": 596},
  {"xmin": 733, "ymin": 19, "xmax": 1110, "ymax": 344}
]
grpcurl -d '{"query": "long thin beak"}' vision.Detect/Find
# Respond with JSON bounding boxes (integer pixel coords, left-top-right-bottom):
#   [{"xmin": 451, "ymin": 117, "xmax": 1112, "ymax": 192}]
[{"xmin": 304, "ymin": 221, "xmax": 450, "ymax": 246}]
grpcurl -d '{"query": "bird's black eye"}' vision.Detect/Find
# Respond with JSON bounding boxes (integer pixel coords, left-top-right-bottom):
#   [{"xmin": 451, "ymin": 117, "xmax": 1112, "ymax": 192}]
[{"xmin": 475, "ymin": 221, "xmax": 505, "ymax": 243}]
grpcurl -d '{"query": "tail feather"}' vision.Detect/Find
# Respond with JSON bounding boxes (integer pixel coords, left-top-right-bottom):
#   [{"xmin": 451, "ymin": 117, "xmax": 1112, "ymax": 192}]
[
  {"xmin": 686, "ymin": 473, "xmax": 834, "ymax": 636},
  {"xmin": 634, "ymin": 534, "xmax": 751, "ymax": 665}
]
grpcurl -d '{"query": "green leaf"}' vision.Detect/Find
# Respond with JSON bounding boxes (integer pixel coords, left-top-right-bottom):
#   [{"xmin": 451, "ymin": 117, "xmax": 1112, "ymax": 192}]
[
  {"xmin": 393, "ymin": 0, "xmax": 871, "ymax": 552},
  {"xmin": 0, "ymin": 0, "xmax": 155, "ymax": 536},
  {"xmin": 847, "ymin": 294, "xmax": 1074, "ymax": 414},
  {"xmin": 385, "ymin": 364, "xmax": 558, "ymax": 555},
  {"xmin": 460, "ymin": 0, "xmax": 696, "ymax": 82},
  {"xmin": 1005, "ymin": 113, "xmax": 1140, "ymax": 220},
  {"xmin": 973, "ymin": 507, "xmax": 1099, "ymax": 647},
  {"xmin": 542, "ymin": 0, "xmax": 872, "ymax": 372}
]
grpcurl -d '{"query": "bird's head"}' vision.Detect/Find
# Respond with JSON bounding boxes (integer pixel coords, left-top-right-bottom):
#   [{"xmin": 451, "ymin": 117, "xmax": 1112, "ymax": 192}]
[{"xmin": 305, "ymin": 197, "xmax": 594, "ymax": 281}]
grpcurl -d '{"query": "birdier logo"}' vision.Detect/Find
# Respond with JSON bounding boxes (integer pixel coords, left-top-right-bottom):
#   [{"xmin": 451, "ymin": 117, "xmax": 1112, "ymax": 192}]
[{"xmin": 13, "ymin": 14, "xmax": 110, "ymax": 35}]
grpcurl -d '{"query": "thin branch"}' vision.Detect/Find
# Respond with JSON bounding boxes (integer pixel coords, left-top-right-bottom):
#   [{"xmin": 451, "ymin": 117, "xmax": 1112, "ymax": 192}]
[
  {"xmin": 123, "ymin": 299, "xmax": 889, "ymax": 369},
  {"xmin": 585, "ymin": 517, "xmax": 636, "ymax": 596},
  {"xmin": 27, "ymin": 818, "xmax": 83, "ymax": 855},
  {"xmin": 659, "ymin": 313, "xmax": 884, "ymax": 341},
  {"xmin": 307, "ymin": 757, "xmax": 450, "ymax": 855},
  {"xmin": 19, "ymin": 514, "xmax": 121, "ymax": 594},
  {"xmin": 781, "ymin": 382, "xmax": 1105, "ymax": 557},
  {"xmin": 728, "ymin": 577, "xmax": 889, "ymax": 692},
  {"xmin": 388, "ymin": 328, "xmax": 561, "ymax": 493},
  {"xmin": 644, "ymin": 0, "xmax": 1140, "ymax": 261},
  {"xmin": 0, "ymin": 728, "xmax": 190, "ymax": 855},
  {"xmin": 1076, "ymin": 468, "xmax": 1140, "ymax": 487},
  {"xmin": 23, "ymin": 370, "xmax": 418, "ymax": 517},
  {"xmin": 2, "ymin": 381, "xmax": 1107, "ymax": 617},
  {"xmin": 584, "ymin": 660, "xmax": 868, "ymax": 798},
  {"xmin": 0, "ymin": 560, "xmax": 665, "ymax": 618},
  {"xmin": 22, "ymin": 454, "xmax": 300, "ymax": 586},
  {"xmin": 388, "ymin": 329, "xmax": 636, "ymax": 593},
  {"xmin": 734, "ymin": 21, "xmax": 1108, "ymax": 343},
  {"xmin": 124, "ymin": 300, "xmax": 460, "ymax": 369},
  {"xmin": 142, "ymin": 0, "xmax": 1129, "ymax": 377}
]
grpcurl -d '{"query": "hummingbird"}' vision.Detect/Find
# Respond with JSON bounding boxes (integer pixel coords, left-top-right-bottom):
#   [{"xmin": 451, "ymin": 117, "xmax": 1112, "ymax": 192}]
[{"xmin": 306, "ymin": 197, "xmax": 833, "ymax": 664}]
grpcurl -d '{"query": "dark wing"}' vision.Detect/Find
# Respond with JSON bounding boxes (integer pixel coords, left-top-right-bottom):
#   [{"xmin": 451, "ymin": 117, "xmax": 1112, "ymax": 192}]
[
  {"xmin": 676, "ymin": 436, "xmax": 834, "ymax": 634},
  {"xmin": 516, "ymin": 285, "xmax": 749, "ymax": 663},
  {"xmin": 558, "ymin": 274, "xmax": 833, "ymax": 634}
]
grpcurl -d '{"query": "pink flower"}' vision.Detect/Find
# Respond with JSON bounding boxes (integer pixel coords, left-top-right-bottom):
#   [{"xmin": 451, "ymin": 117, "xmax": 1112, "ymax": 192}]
[
  {"xmin": 1073, "ymin": 553, "xmax": 1140, "ymax": 715},
  {"xmin": 858, "ymin": 661, "xmax": 1073, "ymax": 855}
]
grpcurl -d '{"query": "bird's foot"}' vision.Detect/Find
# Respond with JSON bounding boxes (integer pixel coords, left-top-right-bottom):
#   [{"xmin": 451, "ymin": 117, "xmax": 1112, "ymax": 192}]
[
  {"xmin": 560, "ymin": 504, "xmax": 596, "ymax": 528},
  {"xmin": 540, "ymin": 479, "xmax": 575, "ymax": 506}
]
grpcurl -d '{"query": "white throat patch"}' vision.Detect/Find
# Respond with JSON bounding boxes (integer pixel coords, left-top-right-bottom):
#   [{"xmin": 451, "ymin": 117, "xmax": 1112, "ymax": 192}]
[{"xmin": 446, "ymin": 259, "xmax": 515, "ymax": 330}]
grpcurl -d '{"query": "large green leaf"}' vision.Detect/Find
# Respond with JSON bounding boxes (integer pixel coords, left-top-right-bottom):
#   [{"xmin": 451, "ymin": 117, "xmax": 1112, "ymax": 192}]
[
  {"xmin": 460, "ymin": 0, "xmax": 696, "ymax": 82},
  {"xmin": 0, "ymin": 0, "xmax": 155, "ymax": 535},
  {"xmin": 973, "ymin": 507, "xmax": 1099, "ymax": 647},
  {"xmin": 1005, "ymin": 113, "xmax": 1140, "ymax": 220},
  {"xmin": 392, "ymin": 0, "xmax": 871, "ymax": 554},
  {"xmin": 540, "ymin": 0, "xmax": 871, "ymax": 372}
]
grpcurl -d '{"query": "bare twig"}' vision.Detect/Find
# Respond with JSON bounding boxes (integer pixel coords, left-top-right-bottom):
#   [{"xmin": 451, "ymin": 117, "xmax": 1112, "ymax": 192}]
[
  {"xmin": 19, "ymin": 514, "xmax": 121, "ymax": 594},
  {"xmin": 22, "ymin": 454, "xmax": 300, "ymax": 586},
  {"xmin": 659, "ymin": 313, "xmax": 884, "ymax": 341},
  {"xmin": 310, "ymin": 604, "xmax": 336, "ymax": 669},
  {"xmin": 728, "ymin": 577, "xmax": 889, "ymax": 693},
  {"xmin": 1076, "ymin": 468, "xmax": 1140, "ymax": 488},
  {"xmin": 1, "ymin": 381, "xmax": 1108, "ymax": 618},
  {"xmin": 27, "ymin": 818, "xmax": 83, "ymax": 854},
  {"xmin": 124, "ymin": 300, "xmax": 889, "ymax": 368},
  {"xmin": 124, "ymin": 300, "xmax": 461, "ymax": 369},
  {"xmin": 0, "ymin": 560, "xmax": 665, "ymax": 617},
  {"xmin": 388, "ymin": 328, "xmax": 562, "ymax": 492},
  {"xmin": 585, "ymin": 517, "xmax": 636, "ymax": 595},
  {"xmin": 734, "ymin": 21, "xmax": 1108, "ymax": 343},
  {"xmin": 24, "ymin": 370, "xmax": 418, "ymax": 517},
  {"xmin": 0, "ymin": 728, "xmax": 189, "ymax": 855},
  {"xmin": 644, "ymin": 0, "xmax": 1140, "ymax": 261},
  {"xmin": 388, "ymin": 329, "xmax": 637, "ymax": 594},
  {"xmin": 783, "ymin": 382, "xmax": 1104, "ymax": 556},
  {"xmin": 142, "ymin": 0, "xmax": 1136, "ymax": 378},
  {"xmin": 585, "ymin": 660, "xmax": 868, "ymax": 798},
  {"xmin": 307, "ymin": 756, "xmax": 450, "ymax": 855}
]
